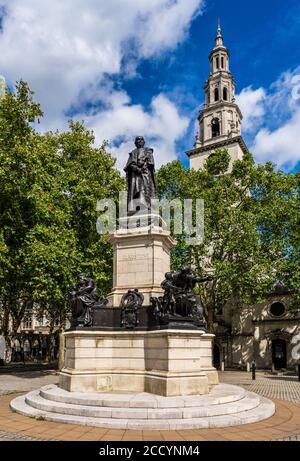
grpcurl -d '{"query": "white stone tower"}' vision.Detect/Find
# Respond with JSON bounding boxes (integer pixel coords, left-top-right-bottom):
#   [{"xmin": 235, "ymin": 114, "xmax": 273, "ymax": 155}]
[{"xmin": 187, "ymin": 20, "xmax": 248, "ymax": 170}]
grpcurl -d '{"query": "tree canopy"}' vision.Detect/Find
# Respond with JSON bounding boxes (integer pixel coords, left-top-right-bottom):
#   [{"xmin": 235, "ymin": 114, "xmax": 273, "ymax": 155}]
[
  {"xmin": 0, "ymin": 81, "xmax": 124, "ymax": 335},
  {"xmin": 157, "ymin": 149, "xmax": 298, "ymax": 331}
]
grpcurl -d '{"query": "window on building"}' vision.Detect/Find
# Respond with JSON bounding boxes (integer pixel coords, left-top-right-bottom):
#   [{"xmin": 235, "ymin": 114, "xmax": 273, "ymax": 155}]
[
  {"xmin": 214, "ymin": 87, "xmax": 219, "ymax": 102},
  {"xmin": 223, "ymin": 87, "xmax": 228, "ymax": 101},
  {"xmin": 216, "ymin": 57, "xmax": 219, "ymax": 69},
  {"xmin": 270, "ymin": 302, "xmax": 285, "ymax": 317},
  {"xmin": 221, "ymin": 57, "xmax": 224, "ymax": 69},
  {"xmin": 211, "ymin": 118, "xmax": 220, "ymax": 138},
  {"xmin": 199, "ymin": 121, "xmax": 204, "ymax": 143},
  {"xmin": 23, "ymin": 317, "xmax": 32, "ymax": 329}
]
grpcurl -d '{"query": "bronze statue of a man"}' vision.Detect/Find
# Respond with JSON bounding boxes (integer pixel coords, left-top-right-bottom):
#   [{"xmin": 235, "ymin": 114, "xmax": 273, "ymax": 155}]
[{"xmin": 124, "ymin": 136, "xmax": 157, "ymax": 215}]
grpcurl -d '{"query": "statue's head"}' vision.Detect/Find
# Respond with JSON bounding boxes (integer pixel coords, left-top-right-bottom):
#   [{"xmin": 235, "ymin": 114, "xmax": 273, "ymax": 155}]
[
  {"xmin": 165, "ymin": 272, "xmax": 173, "ymax": 280},
  {"xmin": 182, "ymin": 265, "xmax": 191, "ymax": 275},
  {"xmin": 135, "ymin": 136, "xmax": 145, "ymax": 148},
  {"xmin": 77, "ymin": 272, "xmax": 86, "ymax": 283}
]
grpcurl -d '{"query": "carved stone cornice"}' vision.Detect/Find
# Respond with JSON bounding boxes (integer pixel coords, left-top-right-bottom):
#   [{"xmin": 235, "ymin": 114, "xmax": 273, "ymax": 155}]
[{"xmin": 186, "ymin": 135, "xmax": 248, "ymax": 158}]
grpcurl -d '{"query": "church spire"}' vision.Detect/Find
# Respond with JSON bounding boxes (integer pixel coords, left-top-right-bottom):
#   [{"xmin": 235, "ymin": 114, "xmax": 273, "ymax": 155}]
[
  {"xmin": 187, "ymin": 22, "xmax": 247, "ymax": 171},
  {"xmin": 209, "ymin": 20, "xmax": 229, "ymax": 75},
  {"xmin": 215, "ymin": 18, "xmax": 223, "ymax": 47}
]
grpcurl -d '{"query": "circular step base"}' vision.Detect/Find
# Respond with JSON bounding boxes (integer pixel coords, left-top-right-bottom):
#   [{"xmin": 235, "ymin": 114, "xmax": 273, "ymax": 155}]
[{"xmin": 10, "ymin": 383, "xmax": 275, "ymax": 430}]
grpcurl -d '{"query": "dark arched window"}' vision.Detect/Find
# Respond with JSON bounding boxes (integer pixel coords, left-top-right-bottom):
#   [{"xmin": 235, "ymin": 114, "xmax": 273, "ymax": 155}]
[
  {"xmin": 214, "ymin": 87, "xmax": 219, "ymax": 102},
  {"xmin": 211, "ymin": 118, "xmax": 220, "ymax": 138},
  {"xmin": 216, "ymin": 57, "xmax": 219, "ymax": 69},
  {"xmin": 223, "ymin": 87, "xmax": 228, "ymax": 101},
  {"xmin": 221, "ymin": 57, "xmax": 224, "ymax": 69}
]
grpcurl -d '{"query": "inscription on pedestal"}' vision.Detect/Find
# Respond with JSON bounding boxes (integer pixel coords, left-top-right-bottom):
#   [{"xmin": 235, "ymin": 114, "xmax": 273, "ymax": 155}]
[{"xmin": 120, "ymin": 253, "xmax": 148, "ymax": 261}]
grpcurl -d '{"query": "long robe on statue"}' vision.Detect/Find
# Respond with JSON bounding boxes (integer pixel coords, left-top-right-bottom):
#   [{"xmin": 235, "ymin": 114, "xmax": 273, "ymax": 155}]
[{"xmin": 124, "ymin": 147, "xmax": 157, "ymax": 214}]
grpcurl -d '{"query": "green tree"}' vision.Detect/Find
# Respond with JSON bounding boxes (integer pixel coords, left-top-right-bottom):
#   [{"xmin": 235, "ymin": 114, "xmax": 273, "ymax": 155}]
[
  {"xmin": 157, "ymin": 150, "xmax": 296, "ymax": 332},
  {"xmin": 55, "ymin": 121, "xmax": 123, "ymax": 296},
  {"xmin": 255, "ymin": 166, "xmax": 299, "ymax": 309},
  {"xmin": 0, "ymin": 80, "xmax": 44, "ymax": 336}
]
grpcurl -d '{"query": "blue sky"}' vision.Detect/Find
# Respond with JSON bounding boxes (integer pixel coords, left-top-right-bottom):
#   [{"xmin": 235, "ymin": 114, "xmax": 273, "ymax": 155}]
[{"xmin": 0, "ymin": 0, "xmax": 299, "ymax": 172}]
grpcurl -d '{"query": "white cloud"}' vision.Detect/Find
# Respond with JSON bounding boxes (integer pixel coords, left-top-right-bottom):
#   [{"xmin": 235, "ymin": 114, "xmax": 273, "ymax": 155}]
[
  {"xmin": 252, "ymin": 107, "xmax": 300, "ymax": 168},
  {"xmin": 237, "ymin": 67, "xmax": 300, "ymax": 168},
  {"xmin": 268, "ymin": 67, "xmax": 300, "ymax": 115},
  {"xmin": 236, "ymin": 86, "xmax": 266, "ymax": 132},
  {"xmin": 85, "ymin": 92, "xmax": 189, "ymax": 171},
  {"xmin": 136, "ymin": 0, "xmax": 202, "ymax": 58},
  {"xmin": 0, "ymin": 0, "xmax": 202, "ymax": 165}
]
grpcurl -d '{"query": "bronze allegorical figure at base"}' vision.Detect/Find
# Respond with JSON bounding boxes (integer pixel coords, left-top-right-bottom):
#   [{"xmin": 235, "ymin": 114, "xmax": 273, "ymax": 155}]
[{"xmin": 151, "ymin": 265, "xmax": 213, "ymax": 329}]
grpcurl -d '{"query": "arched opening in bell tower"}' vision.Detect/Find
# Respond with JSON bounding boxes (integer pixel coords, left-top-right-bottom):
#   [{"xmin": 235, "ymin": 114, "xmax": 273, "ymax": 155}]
[
  {"xmin": 214, "ymin": 87, "xmax": 219, "ymax": 102},
  {"xmin": 211, "ymin": 118, "xmax": 220, "ymax": 138},
  {"xmin": 223, "ymin": 87, "xmax": 228, "ymax": 101}
]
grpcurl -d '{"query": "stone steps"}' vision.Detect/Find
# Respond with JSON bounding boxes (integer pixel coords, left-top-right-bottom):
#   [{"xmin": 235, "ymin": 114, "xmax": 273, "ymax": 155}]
[
  {"xmin": 10, "ymin": 383, "xmax": 275, "ymax": 430},
  {"xmin": 40, "ymin": 383, "xmax": 247, "ymax": 408},
  {"xmin": 25, "ymin": 389, "xmax": 261, "ymax": 419}
]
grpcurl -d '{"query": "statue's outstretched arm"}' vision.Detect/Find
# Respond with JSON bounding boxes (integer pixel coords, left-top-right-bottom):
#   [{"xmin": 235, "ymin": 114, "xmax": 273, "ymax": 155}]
[{"xmin": 195, "ymin": 275, "xmax": 214, "ymax": 283}]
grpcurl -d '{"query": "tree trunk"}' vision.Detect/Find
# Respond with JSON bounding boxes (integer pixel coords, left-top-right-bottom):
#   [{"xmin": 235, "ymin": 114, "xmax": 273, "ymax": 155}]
[
  {"xmin": 1, "ymin": 305, "xmax": 11, "ymax": 363},
  {"xmin": 58, "ymin": 327, "xmax": 65, "ymax": 371},
  {"xmin": 12, "ymin": 314, "xmax": 22, "ymax": 335},
  {"xmin": 1, "ymin": 302, "xmax": 10, "ymax": 337},
  {"xmin": 47, "ymin": 324, "xmax": 54, "ymax": 362},
  {"xmin": 207, "ymin": 306, "xmax": 215, "ymax": 333}
]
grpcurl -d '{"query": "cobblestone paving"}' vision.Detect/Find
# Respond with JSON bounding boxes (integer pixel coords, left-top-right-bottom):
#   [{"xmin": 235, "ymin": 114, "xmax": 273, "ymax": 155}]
[
  {"xmin": 0, "ymin": 430, "xmax": 42, "ymax": 441},
  {"xmin": 0, "ymin": 370, "xmax": 58, "ymax": 395},
  {"xmin": 276, "ymin": 435, "xmax": 300, "ymax": 441},
  {"xmin": 219, "ymin": 371, "xmax": 300, "ymax": 404}
]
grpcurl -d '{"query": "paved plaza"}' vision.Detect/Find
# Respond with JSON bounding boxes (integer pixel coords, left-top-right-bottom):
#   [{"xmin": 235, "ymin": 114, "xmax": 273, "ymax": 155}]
[
  {"xmin": 0, "ymin": 370, "xmax": 299, "ymax": 441},
  {"xmin": 0, "ymin": 369, "xmax": 58, "ymax": 396},
  {"xmin": 219, "ymin": 371, "xmax": 300, "ymax": 404}
]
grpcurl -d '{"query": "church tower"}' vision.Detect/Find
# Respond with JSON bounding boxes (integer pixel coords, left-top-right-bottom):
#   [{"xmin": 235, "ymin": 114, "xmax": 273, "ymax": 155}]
[{"xmin": 187, "ymin": 21, "xmax": 248, "ymax": 170}]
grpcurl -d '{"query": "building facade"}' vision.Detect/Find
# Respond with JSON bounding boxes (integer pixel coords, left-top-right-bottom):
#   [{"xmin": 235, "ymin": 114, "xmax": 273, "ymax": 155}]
[
  {"xmin": 0, "ymin": 311, "xmax": 60, "ymax": 364},
  {"xmin": 214, "ymin": 284, "xmax": 300, "ymax": 370}
]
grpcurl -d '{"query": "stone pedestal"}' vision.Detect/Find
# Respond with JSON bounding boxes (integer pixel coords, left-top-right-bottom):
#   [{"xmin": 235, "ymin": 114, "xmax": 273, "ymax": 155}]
[
  {"xmin": 108, "ymin": 225, "xmax": 175, "ymax": 307},
  {"xmin": 59, "ymin": 216, "xmax": 219, "ymax": 397},
  {"xmin": 59, "ymin": 329, "xmax": 218, "ymax": 396}
]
